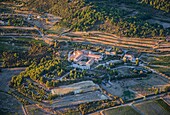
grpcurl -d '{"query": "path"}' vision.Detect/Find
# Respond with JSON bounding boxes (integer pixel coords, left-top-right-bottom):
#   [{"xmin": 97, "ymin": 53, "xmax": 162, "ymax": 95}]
[
  {"xmin": 56, "ymin": 71, "xmax": 72, "ymax": 81},
  {"xmin": 149, "ymin": 65, "xmax": 170, "ymax": 69},
  {"xmin": 0, "ymin": 26, "xmax": 37, "ymax": 30},
  {"xmin": 22, "ymin": 105, "xmax": 28, "ymax": 115}
]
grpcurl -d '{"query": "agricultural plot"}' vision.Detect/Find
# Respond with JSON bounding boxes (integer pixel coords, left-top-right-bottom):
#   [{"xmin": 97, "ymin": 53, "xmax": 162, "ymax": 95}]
[
  {"xmin": 0, "ymin": 37, "xmax": 46, "ymax": 52},
  {"xmin": 101, "ymin": 79, "xmax": 141, "ymax": 100},
  {"xmin": 0, "ymin": 17, "xmax": 33, "ymax": 27},
  {"xmin": 51, "ymin": 80, "xmax": 100, "ymax": 95},
  {"xmin": 163, "ymin": 95, "xmax": 170, "ymax": 105},
  {"xmin": 51, "ymin": 91, "xmax": 108, "ymax": 108},
  {"xmin": 130, "ymin": 74, "xmax": 170, "ymax": 95},
  {"xmin": 0, "ymin": 2, "xmax": 13, "ymax": 13},
  {"xmin": 116, "ymin": 67, "xmax": 137, "ymax": 77},
  {"xmin": 0, "ymin": 92, "xmax": 24, "ymax": 115},
  {"xmin": 134, "ymin": 99, "xmax": 170, "ymax": 115},
  {"xmin": 64, "ymin": 31, "xmax": 170, "ymax": 53},
  {"xmin": 0, "ymin": 68, "xmax": 26, "ymax": 92},
  {"xmin": 102, "ymin": 73, "xmax": 170, "ymax": 100},
  {"xmin": 25, "ymin": 104, "xmax": 47, "ymax": 115},
  {"xmin": 103, "ymin": 106, "xmax": 140, "ymax": 115},
  {"xmin": 148, "ymin": 56, "xmax": 170, "ymax": 77}
]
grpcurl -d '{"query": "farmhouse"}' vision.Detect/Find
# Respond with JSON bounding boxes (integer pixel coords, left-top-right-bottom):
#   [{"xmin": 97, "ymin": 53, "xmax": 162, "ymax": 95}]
[{"xmin": 68, "ymin": 50, "xmax": 103, "ymax": 69}]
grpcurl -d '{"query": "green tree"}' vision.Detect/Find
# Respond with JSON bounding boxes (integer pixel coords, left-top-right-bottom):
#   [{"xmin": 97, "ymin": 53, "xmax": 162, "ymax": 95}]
[
  {"xmin": 155, "ymin": 88, "xmax": 159, "ymax": 94},
  {"xmin": 40, "ymin": 77, "xmax": 44, "ymax": 83},
  {"xmin": 136, "ymin": 58, "xmax": 139, "ymax": 66},
  {"xmin": 54, "ymin": 41, "xmax": 57, "ymax": 48},
  {"xmin": 46, "ymin": 81, "xmax": 50, "ymax": 87}
]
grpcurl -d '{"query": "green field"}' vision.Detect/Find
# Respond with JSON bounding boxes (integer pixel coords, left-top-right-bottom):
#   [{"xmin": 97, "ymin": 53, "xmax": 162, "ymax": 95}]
[
  {"xmin": 103, "ymin": 106, "xmax": 140, "ymax": 115},
  {"xmin": 134, "ymin": 99, "xmax": 170, "ymax": 115}
]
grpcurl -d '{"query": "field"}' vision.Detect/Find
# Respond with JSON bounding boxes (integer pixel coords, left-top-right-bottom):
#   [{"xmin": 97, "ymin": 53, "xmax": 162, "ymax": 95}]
[
  {"xmin": 51, "ymin": 80, "xmax": 100, "ymax": 95},
  {"xmin": 103, "ymin": 106, "xmax": 140, "ymax": 115},
  {"xmin": 149, "ymin": 56, "xmax": 170, "ymax": 77},
  {"xmin": 25, "ymin": 104, "xmax": 47, "ymax": 115},
  {"xmin": 0, "ymin": 37, "xmax": 46, "ymax": 52},
  {"xmin": 163, "ymin": 95, "xmax": 170, "ymax": 105},
  {"xmin": 50, "ymin": 91, "xmax": 108, "ymax": 108},
  {"xmin": 63, "ymin": 31, "xmax": 170, "ymax": 53},
  {"xmin": 101, "ymin": 79, "xmax": 141, "ymax": 100},
  {"xmin": 101, "ymin": 73, "xmax": 170, "ymax": 100},
  {"xmin": 130, "ymin": 74, "xmax": 170, "ymax": 95},
  {"xmin": 0, "ymin": 92, "xmax": 24, "ymax": 115},
  {"xmin": 116, "ymin": 66, "xmax": 136, "ymax": 77},
  {"xmin": 134, "ymin": 99, "xmax": 170, "ymax": 115},
  {"xmin": 0, "ymin": 68, "xmax": 26, "ymax": 92}
]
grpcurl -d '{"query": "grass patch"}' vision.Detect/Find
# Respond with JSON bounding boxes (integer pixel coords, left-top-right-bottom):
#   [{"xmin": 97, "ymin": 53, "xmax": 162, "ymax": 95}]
[
  {"xmin": 46, "ymin": 25, "xmax": 68, "ymax": 34},
  {"xmin": 103, "ymin": 106, "xmax": 140, "ymax": 115},
  {"xmin": 150, "ymin": 56, "xmax": 170, "ymax": 67},
  {"xmin": 149, "ymin": 66, "xmax": 170, "ymax": 76}
]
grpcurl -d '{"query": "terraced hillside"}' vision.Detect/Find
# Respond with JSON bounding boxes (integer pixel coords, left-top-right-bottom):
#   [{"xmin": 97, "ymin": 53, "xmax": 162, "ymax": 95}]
[{"xmin": 62, "ymin": 31, "xmax": 170, "ymax": 53}]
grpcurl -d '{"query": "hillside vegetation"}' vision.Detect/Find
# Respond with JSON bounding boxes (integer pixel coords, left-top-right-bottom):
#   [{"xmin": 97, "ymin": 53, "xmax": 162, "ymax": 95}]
[
  {"xmin": 23, "ymin": 0, "xmax": 170, "ymax": 38},
  {"xmin": 140, "ymin": 0, "xmax": 170, "ymax": 12}
]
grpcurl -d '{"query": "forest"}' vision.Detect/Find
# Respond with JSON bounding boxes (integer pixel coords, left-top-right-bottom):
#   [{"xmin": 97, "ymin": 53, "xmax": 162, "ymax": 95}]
[
  {"xmin": 22, "ymin": 0, "xmax": 170, "ymax": 38},
  {"xmin": 1, "ymin": 44, "xmax": 53, "ymax": 67},
  {"xmin": 140, "ymin": 0, "xmax": 170, "ymax": 12}
]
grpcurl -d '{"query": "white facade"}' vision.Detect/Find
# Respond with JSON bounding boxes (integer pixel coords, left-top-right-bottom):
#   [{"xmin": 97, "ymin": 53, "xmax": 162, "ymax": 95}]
[{"xmin": 68, "ymin": 50, "xmax": 103, "ymax": 69}]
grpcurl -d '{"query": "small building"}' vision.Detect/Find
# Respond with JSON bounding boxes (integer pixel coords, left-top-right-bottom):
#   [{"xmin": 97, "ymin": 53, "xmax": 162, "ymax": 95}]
[
  {"xmin": 0, "ymin": 20, "xmax": 5, "ymax": 25},
  {"xmin": 105, "ymin": 51, "xmax": 116, "ymax": 56},
  {"xmin": 27, "ymin": 14, "xmax": 33, "ymax": 20},
  {"xmin": 123, "ymin": 51, "xmax": 138, "ymax": 63},
  {"xmin": 37, "ymin": 15, "xmax": 41, "ymax": 19}
]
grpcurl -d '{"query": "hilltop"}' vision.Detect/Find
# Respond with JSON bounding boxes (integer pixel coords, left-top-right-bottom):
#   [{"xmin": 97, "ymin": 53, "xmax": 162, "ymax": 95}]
[{"xmin": 20, "ymin": 0, "xmax": 170, "ymax": 38}]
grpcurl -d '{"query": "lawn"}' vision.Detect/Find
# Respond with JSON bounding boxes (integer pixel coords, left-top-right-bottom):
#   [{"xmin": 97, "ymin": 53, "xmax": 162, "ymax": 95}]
[
  {"xmin": 103, "ymin": 106, "xmax": 140, "ymax": 115},
  {"xmin": 134, "ymin": 99, "xmax": 170, "ymax": 115}
]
